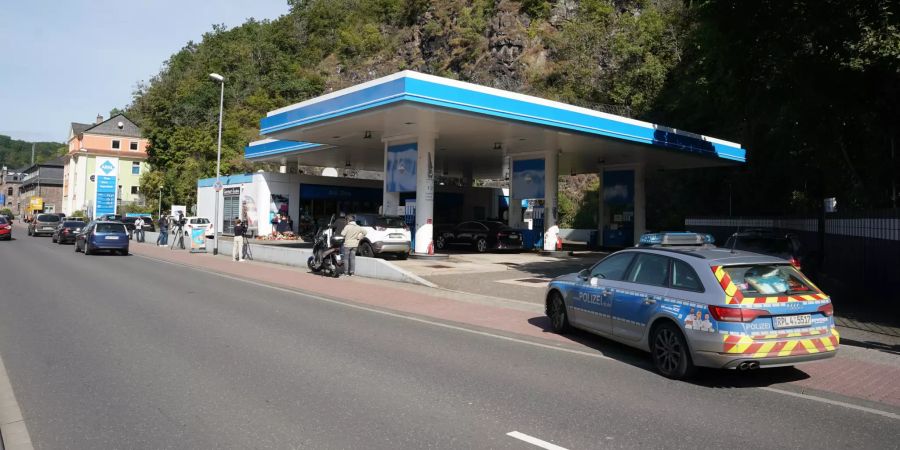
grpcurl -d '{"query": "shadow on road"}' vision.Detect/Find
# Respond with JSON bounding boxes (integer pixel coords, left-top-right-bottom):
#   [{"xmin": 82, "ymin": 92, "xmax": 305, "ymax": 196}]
[{"xmin": 526, "ymin": 316, "xmax": 812, "ymax": 388}]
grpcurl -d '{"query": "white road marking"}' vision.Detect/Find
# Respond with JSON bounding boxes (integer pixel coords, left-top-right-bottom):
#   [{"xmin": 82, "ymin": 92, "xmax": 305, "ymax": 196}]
[
  {"xmin": 506, "ymin": 431, "xmax": 569, "ymax": 450},
  {"xmin": 135, "ymin": 253, "xmax": 900, "ymax": 422},
  {"xmin": 0, "ymin": 348, "xmax": 34, "ymax": 450},
  {"xmin": 760, "ymin": 387, "xmax": 900, "ymax": 421}
]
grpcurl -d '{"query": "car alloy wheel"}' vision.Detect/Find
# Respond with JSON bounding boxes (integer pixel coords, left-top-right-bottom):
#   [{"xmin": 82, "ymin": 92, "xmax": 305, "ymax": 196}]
[
  {"xmin": 475, "ymin": 238, "xmax": 487, "ymax": 253},
  {"xmin": 651, "ymin": 323, "xmax": 696, "ymax": 380},
  {"xmin": 359, "ymin": 242, "xmax": 374, "ymax": 257},
  {"xmin": 548, "ymin": 292, "xmax": 570, "ymax": 333},
  {"xmin": 435, "ymin": 235, "xmax": 445, "ymax": 250}
]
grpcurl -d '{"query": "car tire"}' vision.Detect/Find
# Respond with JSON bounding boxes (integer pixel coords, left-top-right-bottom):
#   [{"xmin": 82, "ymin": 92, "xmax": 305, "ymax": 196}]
[
  {"xmin": 435, "ymin": 235, "xmax": 446, "ymax": 250},
  {"xmin": 396, "ymin": 252, "xmax": 408, "ymax": 260},
  {"xmin": 121, "ymin": 248, "xmax": 129, "ymax": 256},
  {"xmin": 52, "ymin": 236, "xmax": 57, "ymax": 243},
  {"xmin": 83, "ymin": 244, "xmax": 92, "ymax": 255},
  {"xmin": 650, "ymin": 322, "xmax": 697, "ymax": 380},
  {"xmin": 475, "ymin": 237, "xmax": 487, "ymax": 253},
  {"xmin": 547, "ymin": 292, "xmax": 571, "ymax": 334},
  {"xmin": 359, "ymin": 242, "xmax": 375, "ymax": 258},
  {"xmin": 27, "ymin": 229, "xmax": 31, "ymax": 236},
  {"xmin": 75, "ymin": 241, "xmax": 80, "ymax": 252}
]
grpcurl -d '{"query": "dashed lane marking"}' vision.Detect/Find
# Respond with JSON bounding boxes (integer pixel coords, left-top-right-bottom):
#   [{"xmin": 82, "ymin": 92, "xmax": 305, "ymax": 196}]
[{"xmin": 506, "ymin": 431, "xmax": 570, "ymax": 450}]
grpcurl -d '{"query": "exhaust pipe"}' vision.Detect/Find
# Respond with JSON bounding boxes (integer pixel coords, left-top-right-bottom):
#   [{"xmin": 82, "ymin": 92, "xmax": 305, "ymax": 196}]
[
  {"xmin": 738, "ymin": 362, "xmax": 750, "ymax": 371},
  {"xmin": 748, "ymin": 361, "xmax": 760, "ymax": 370}
]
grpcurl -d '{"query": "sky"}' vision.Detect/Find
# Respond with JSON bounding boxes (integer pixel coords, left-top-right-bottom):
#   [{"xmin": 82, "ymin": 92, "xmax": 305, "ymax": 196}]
[{"xmin": 0, "ymin": 0, "xmax": 290, "ymax": 143}]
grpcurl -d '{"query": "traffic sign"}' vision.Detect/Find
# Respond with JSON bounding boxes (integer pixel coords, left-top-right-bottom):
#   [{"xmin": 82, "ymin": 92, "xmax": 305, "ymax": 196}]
[{"xmin": 213, "ymin": 180, "xmax": 223, "ymax": 192}]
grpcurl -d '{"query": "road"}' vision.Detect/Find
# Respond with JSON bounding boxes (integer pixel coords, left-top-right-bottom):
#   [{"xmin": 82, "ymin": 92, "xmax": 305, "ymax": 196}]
[{"xmin": 1, "ymin": 230, "xmax": 899, "ymax": 449}]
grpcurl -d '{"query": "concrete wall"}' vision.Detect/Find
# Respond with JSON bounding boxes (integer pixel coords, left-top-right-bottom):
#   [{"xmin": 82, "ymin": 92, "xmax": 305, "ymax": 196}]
[{"xmin": 139, "ymin": 230, "xmax": 434, "ymax": 287}]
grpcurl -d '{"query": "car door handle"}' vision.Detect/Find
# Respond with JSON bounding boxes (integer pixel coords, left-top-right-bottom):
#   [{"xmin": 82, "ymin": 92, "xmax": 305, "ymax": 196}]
[{"xmin": 642, "ymin": 297, "xmax": 657, "ymax": 305}]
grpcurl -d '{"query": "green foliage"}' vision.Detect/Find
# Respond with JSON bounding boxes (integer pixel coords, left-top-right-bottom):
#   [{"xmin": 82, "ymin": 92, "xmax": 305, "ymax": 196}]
[
  {"xmin": 0, "ymin": 135, "xmax": 65, "ymax": 169},
  {"xmin": 70, "ymin": 210, "xmax": 85, "ymax": 218},
  {"xmin": 0, "ymin": 208, "xmax": 14, "ymax": 219}
]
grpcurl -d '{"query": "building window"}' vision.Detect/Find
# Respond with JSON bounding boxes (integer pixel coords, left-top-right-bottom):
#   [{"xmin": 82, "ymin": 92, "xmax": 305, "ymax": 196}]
[
  {"xmin": 130, "ymin": 141, "xmax": 138, "ymax": 151},
  {"xmin": 112, "ymin": 140, "xmax": 120, "ymax": 150},
  {"xmin": 131, "ymin": 186, "xmax": 139, "ymax": 195},
  {"xmin": 6, "ymin": 187, "xmax": 11, "ymax": 196},
  {"xmin": 132, "ymin": 162, "xmax": 140, "ymax": 175}
]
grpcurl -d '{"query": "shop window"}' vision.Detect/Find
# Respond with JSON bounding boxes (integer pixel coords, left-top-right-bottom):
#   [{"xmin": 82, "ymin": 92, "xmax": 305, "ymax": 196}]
[{"xmin": 112, "ymin": 140, "xmax": 120, "ymax": 150}]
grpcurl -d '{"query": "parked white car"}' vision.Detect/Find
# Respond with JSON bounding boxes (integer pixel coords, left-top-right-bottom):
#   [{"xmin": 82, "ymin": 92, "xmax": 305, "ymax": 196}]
[
  {"xmin": 182, "ymin": 216, "xmax": 215, "ymax": 239},
  {"xmin": 353, "ymin": 214, "xmax": 411, "ymax": 259}
]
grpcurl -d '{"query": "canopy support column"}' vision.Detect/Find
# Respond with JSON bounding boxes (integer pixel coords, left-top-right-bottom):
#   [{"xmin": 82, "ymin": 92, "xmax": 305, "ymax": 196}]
[{"xmin": 414, "ymin": 133, "xmax": 436, "ymax": 255}]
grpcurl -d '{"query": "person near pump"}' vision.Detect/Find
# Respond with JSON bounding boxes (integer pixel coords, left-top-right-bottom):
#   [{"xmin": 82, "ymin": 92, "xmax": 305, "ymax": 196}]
[
  {"xmin": 134, "ymin": 216, "xmax": 145, "ymax": 242},
  {"xmin": 157, "ymin": 214, "xmax": 169, "ymax": 246},
  {"xmin": 233, "ymin": 219, "xmax": 247, "ymax": 262},
  {"xmin": 340, "ymin": 215, "xmax": 366, "ymax": 276}
]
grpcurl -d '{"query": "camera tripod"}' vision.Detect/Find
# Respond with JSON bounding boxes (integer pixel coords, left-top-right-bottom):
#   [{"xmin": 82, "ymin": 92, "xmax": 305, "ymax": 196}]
[
  {"xmin": 242, "ymin": 236, "xmax": 253, "ymax": 261},
  {"xmin": 169, "ymin": 223, "xmax": 186, "ymax": 250}
]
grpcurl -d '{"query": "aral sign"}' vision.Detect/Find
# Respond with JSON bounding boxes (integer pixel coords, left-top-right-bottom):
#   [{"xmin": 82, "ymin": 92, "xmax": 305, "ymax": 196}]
[{"xmin": 94, "ymin": 156, "xmax": 118, "ymax": 218}]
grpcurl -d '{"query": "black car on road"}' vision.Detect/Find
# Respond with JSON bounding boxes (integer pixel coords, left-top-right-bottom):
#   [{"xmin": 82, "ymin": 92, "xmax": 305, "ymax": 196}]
[
  {"xmin": 724, "ymin": 229, "xmax": 818, "ymax": 276},
  {"xmin": 52, "ymin": 220, "xmax": 87, "ymax": 244},
  {"xmin": 434, "ymin": 220, "xmax": 522, "ymax": 252}
]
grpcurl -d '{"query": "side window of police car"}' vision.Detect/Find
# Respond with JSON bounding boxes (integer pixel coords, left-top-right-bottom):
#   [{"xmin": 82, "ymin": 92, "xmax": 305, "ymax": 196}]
[
  {"xmin": 590, "ymin": 253, "xmax": 635, "ymax": 281},
  {"xmin": 625, "ymin": 253, "xmax": 670, "ymax": 287},
  {"xmin": 671, "ymin": 259, "xmax": 704, "ymax": 292}
]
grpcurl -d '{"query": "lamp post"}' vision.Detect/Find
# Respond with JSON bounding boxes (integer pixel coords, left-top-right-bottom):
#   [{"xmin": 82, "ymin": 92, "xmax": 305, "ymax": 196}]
[
  {"xmin": 209, "ymin": 72, "xmax": 225, "ymax": 255},
  {"xmin": 158, "ymin": 186, "xmax": 162, "ymax": 218}
]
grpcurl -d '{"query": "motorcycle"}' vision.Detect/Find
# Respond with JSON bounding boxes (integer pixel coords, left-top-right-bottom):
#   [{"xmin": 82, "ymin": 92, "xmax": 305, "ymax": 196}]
[{"xmin": 307, "ymin": 225, "xmax": 344, "ymax": 278}]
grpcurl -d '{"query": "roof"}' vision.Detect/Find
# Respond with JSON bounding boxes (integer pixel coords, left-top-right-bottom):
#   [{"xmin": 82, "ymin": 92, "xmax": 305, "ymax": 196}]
[
  {"xmin": 251, "ymin": 70, "xmax": 746, "ymax": 165},
  {"xmin": 636, "ymin": 247, "xmax": 787, "ymax": 265},
  {"xmin": 81, "ymin": 114, "xmax": 142, "ymax": 138},
  {"xmin": 71, "ymin": 122, "xmax": 92, "ymax": 135}
]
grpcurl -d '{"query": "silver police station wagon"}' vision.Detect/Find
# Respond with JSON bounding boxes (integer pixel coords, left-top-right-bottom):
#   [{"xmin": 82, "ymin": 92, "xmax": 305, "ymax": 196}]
[{"xmin": 545, "ymin": 232, "xmax": 838, "ymax": 379}]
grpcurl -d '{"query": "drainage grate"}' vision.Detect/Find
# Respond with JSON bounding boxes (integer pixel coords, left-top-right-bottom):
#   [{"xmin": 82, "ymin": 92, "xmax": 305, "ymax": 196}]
[{"xmin": 516, "ymin": 278, "xmax": 550, "ymax": 283}]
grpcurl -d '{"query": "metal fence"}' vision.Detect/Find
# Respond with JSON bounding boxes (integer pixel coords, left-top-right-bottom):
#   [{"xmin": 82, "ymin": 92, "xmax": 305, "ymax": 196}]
[{"xmin": 685, "ymin": 209, "xmax": 900, "ymax": 311}]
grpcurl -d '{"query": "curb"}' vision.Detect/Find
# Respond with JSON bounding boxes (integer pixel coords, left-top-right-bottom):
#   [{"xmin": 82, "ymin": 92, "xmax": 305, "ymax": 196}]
[{"xmin": 0, "ymin": 351, "xmax": 32, "ymax": 450}]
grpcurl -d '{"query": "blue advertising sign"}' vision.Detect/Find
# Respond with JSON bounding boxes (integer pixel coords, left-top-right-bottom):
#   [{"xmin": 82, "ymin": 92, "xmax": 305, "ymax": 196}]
[
  {"xmin": 190, "ymin": 227, "xmax": 207, "ymax": 252},
  {"xmin": 94, "ymin": 157, "xmax": 118, "ymax": 218},
  {"xmin": 602, "ymin": 169, "xmax": 635, "ymax": 247},
  {"xmin": 385, "ymin": 143, "xmax": 417, "ymax": 192},
  {"xmin": 0, "ymin": 193, "xmax": 6, "ymax": 205},
  {"xmin": 512, "ymin": 159, "xmax": 545, "ymax": 199}
]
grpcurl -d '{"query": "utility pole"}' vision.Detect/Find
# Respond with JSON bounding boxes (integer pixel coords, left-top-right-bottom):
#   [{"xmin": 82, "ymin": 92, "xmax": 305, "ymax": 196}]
[{"xmin": 31, "ymin": 143, "xmax": 35, "ymax": 165}]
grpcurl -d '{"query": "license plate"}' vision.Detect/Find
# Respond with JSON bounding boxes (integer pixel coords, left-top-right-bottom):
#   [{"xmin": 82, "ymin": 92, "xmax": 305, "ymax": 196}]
[
  {"xmin": 773, "ymin": 314, "xmax": 811, "ymax": 329},
  {"xmin": 43, "ymin": 227, "xmax": 54, "ymax": 230},
  {"xmin": 389, "ymin": 233, "xmax": 404, "ymax": 239},
  {"xmin": 105, "ymin": 236, "xmax": 120, "ymax": 240}
]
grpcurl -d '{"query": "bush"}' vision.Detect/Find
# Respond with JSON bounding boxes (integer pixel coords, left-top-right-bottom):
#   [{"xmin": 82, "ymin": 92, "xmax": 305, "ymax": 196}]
[
  {"xmin": 0, "ymin": 208, "xmax": 13, "ymax": 219},
  {"xmin": 70, "ymin": 210, "xmax": 86, "ymax": 218}
]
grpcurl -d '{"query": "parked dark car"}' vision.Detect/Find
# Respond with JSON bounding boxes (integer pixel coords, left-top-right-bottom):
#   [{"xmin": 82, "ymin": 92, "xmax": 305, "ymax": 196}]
[
  {"xmin": 75, "ymin": 221, "xmax": 129, "ymax": 255},
  {"xmin": 0, "ymin": 217, "xmax": 11, "ymax": 240},
  {"xmin": 121, "ymin": 216, "xmax": 156, "ymax": 234},
  {"xmin": 27, "ymin": 213, "xmax": 61, "ymax": 236},
  {"xmin": 52, "ymin": 220, "xmax": 86, "ymax": 244},
  {"xmin": 434, "ymin": 220, "xmax": 523, "ymax": 252},
  {"xmin": 723, "ymin": 229, "xmax": 818, "ymax": 275}
]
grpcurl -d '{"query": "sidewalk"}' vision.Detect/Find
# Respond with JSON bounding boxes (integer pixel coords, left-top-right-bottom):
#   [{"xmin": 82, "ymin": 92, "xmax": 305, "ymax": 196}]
[{"xmin": 126, "ymin": 239, "xmax": 900, "ymax": 411}]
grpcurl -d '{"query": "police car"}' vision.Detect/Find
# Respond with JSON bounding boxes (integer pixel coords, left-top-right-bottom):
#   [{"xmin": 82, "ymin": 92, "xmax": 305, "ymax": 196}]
[{"xmin": 545, "ymin": 232, "xmax": 838, "ymax": 379}]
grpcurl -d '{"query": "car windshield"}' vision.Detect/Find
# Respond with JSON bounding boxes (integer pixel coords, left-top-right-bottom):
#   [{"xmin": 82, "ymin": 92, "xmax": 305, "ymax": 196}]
[
  {"xmin": 725, "ymin": 236, "xmax": 792, "ymax": 255},
  {"xmin": 376, "ymin": 216, "xmax": 406, "ymax": 228},
  {"xmin": 63, "ymin": 221, "xmax": 85, "ymax": 227},
  {"xmin": 722, "ymin": 265, "xmax": 819, "ymax": 297},
  {"xmin": 37, "ymin": 214, "xmax": 60, "ymax": 222},
  {"xmin": 96, "ymin": 223, "xmax": 127, "ymax": 233},
  {"xmin": 0, "ymin": 218, "xmax": 7, "ymax": 224},
  {"xmin": 190, "ymin": 218, "xmax": 210, "ymax": 224}
]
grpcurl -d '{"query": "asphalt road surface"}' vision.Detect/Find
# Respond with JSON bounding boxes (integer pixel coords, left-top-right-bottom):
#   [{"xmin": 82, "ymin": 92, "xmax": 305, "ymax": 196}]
[{"xmin": 1, "ymin": 232, "xmax": 898, "ymax": 449}]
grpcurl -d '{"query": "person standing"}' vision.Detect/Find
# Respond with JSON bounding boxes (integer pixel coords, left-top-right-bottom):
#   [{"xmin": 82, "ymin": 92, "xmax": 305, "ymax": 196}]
[
  {"xmin": 340, "ymin": 215, "xmax": 366, "ymax": 276},
  {"xmin": 233, "ymin": 219, "xmax": 246, "ymax": 262},
  {"xmin": 157, "ymin": 214, "xmax": 169, "ymax": 246},
  {"xmin": 134, "ymin": 216, "xmax": 145, "ymax": 243}
]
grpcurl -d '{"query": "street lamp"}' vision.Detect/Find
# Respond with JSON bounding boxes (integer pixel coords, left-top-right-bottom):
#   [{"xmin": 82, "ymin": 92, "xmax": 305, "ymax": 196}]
[
  {"xmin": 209, "ymin": 72, "xmax": 225, "ymax": 255},
  {"xmin": 158, "ymin": 185, "xmax": 163, "ymax": 218}
]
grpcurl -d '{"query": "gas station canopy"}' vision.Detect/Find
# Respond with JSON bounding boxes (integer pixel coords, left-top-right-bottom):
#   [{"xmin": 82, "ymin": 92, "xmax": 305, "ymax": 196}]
[{"xmin": 245, "ymin": 70, "xmax": 744, "ymax": 177}]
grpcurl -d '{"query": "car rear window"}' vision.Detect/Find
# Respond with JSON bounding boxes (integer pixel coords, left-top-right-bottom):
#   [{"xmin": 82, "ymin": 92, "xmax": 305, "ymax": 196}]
[
  {"xmin": 122, "ymin": 217, "xmax": 137, "ymax": 223},
  {"xmin": 722, "ymin": 265, "xmax": 818, "ymax": 297},
  {"xmin": 0, "ymin": 217, "xmax": 6, "ymax": 224},
  {"xmin": 37, "ymin": 214, "xmax": 60, "ymax": 222},
  {"xmin": 96, "ymin": 223, "xmax": 127, "ymax": 233},
  {"xmin": 376, "ymin": 217, "xmax": 407, "ymax": 228},
  {"xmin": 725, "ymin": 236, "xmax": 792, "ymax": 255},
  {"xmin": 190, "ymin": 218, "xmax": 210, "ymax": 224},
  {"xmin": 63, "ymin": 221, "xmax": 85, "ymax": 227}
]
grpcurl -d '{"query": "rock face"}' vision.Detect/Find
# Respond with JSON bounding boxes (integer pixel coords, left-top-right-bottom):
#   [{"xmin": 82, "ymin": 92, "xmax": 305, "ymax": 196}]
[{"xmin": 487, "ymin": 1, "xmax": 527, "ymax": 84}]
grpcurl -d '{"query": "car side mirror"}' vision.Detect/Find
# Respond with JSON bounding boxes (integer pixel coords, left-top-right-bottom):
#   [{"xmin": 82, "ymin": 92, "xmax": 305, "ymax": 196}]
[
  {"xmin": 577, "ymin": 269, "xmax": 590, "ymax": 280},
  {"xmin": 589, "ymin": 277, "xmax": 600, "ymax": 287}
]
